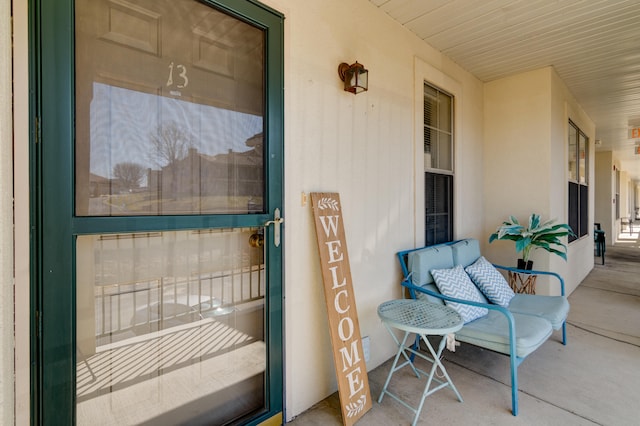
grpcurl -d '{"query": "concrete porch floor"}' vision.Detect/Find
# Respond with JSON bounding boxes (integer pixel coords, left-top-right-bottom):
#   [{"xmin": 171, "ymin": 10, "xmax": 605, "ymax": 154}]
[{"xmin": 287, "ymin": 237, "xmax": 640, "ymax": 425}]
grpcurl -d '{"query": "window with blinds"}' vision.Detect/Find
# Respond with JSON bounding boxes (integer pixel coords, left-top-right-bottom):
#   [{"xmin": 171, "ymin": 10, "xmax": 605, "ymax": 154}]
[
  {"xmin": 424, "ymin": 82, "xmax": 454, "ymax": 246},
  {"xmin": 568, "ymin": 120, "xmax": 588, "ymax": 242},
  {"xmin": 425, "ymin": 172, "xmax": 453, "ymax": 246},
  {"xmin": 424, "ymin": 83, "xmax": 453, "ymax": 172}
]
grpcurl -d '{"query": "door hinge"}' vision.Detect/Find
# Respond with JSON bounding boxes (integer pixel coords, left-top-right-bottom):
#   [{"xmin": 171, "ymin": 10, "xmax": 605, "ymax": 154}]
[
  {"xmin": 35, "ymin": 310, "xmax": 41, "ymax": 337},
  {"xmin": 34, "ymin": 116, "xmax": 40, "ymax": 144}
]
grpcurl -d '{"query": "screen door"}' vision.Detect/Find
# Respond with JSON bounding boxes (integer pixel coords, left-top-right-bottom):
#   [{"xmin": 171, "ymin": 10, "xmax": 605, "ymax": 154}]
[{"xmin": 33, "ymin": 0, "xmax": 284, "ymax": 424}]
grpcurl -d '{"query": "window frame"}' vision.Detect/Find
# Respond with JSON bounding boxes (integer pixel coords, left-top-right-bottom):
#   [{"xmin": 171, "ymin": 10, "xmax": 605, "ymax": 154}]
[
  {"xmin": 423, "ymin": 81, "xmax": 454, "ymax": 246},
  {"xmin": 424, "ymin": 83, "xmax": 454, "ymax": 174},
  {"xmin": 414, "ymin": 59, "xmax": 462, "ymax": 248},
  {"xmin": 568, "ymin": 120, "xmax": 589, "ymax": 242}
]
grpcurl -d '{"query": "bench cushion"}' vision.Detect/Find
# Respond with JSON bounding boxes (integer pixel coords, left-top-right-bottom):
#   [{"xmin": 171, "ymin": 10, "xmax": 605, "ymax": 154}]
[
  {"xmin": 456, "ymin": 311, "xmax": 553, "ymax": 358},
  {"xmin": 414, "ymin": 283, "xmax": 445, "ymax": 306},
  {"xmin": 408, "ymin": 245, "xmax": 454, "ymax": 286},
  {"xmin": 508, "ymin": 294, "xmax": 570, "ymax": 330},
  {"xmin": 451, "ymin": 238, "xmax": 481, "ymax": 267}
]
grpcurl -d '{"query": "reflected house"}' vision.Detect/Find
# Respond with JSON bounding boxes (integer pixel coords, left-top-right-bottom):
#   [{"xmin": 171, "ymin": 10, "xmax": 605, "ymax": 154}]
[
  {"xmin": 148, "ymin": 133, "xmax": 264, "ymax": 202},
  {"xmin": 89, "ymin": 172, "xmax": 123, "ymax": 197}
]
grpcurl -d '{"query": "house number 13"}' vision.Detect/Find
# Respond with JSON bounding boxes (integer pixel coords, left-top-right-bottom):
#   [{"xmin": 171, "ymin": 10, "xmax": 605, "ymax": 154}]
[{"xmin": 167, "ymin": 62, "xmax": 189, "ymax": 89}]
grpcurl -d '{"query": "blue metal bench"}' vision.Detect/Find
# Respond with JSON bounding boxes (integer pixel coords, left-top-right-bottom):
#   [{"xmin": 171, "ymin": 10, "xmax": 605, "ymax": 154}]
[{"xmin": 397, "ymin": 239, "xmax": 569, "ymax": 416}]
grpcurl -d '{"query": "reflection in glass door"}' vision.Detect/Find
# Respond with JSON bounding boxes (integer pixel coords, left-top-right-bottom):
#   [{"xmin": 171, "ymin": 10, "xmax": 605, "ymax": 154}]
[
  {"xmin": 74, "ymin": 0, "xmax": 272, "ymax": 423},
  {"xmin": 75, "ymin": 0, "xmax": 266, "ymax": 217},
  {"xmin": 76, "ymin": 229, "xmax": 267, "ymax": 424},
  {"xmin": 34, "ymin": 0, "xmax": 283, "ymax": 424}
]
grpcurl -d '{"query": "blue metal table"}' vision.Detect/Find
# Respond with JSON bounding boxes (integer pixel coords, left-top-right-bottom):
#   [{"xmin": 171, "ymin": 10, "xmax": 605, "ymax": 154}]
[{"xmin": 377, "ymin": 299, "xmax": 464, "ymax": 426}]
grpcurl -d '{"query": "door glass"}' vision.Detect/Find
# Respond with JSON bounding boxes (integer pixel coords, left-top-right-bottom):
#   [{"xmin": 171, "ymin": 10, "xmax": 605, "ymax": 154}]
[
  {"xmin": 578, "ymin": 132, "xmax": 588, "ymax": 184},
  {"xmin": 76, "ymin": 229, "xmax": 266, "ymax": 424},
  {"xmin": 423, "ymin": 83, "xmax": 453, "ymax": 172},
  {"xmin": 74, "ymin": 0, "xmax": 270, "ymax": 423},
  {"xmin": 568, "ymin": 123, "xmax": 577, "ymax": 181},
  {"xmin": 75, "ymin": 0, "xmax": 265, "ymax": 216}
]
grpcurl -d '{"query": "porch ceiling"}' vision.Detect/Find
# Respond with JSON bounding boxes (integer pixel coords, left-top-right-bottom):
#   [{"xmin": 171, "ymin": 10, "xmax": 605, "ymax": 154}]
[{"xmin": 370, "ymin": 0, "xmax": 640, "ymax": 181}]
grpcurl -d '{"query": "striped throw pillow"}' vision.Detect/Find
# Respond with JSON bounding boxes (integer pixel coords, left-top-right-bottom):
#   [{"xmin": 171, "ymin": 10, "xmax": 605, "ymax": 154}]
[
  {"xmin": 465, "ymin": 256, "xmax": 515, "ymax": 307},
  {"xmin": 431, "ymin": 265, "xmax": 488, "ymax": 323}
]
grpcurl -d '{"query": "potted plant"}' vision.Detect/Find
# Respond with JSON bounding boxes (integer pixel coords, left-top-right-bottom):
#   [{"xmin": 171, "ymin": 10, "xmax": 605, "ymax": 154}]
[
  {"xmin": 489, "ymin": 214, "xmax": 574, "ymax": 294},
  {"xmin": 489, "ymin": 213, "xmax": 574, "ymax": 269}
]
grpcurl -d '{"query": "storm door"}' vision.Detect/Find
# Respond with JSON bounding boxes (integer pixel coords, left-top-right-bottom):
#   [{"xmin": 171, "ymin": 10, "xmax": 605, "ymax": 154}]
[{"xmin": 32, "ymin": 0, "xmax": 284, "ymax": 424}]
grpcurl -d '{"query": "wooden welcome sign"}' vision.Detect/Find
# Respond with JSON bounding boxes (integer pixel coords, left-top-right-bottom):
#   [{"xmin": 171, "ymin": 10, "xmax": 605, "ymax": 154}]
[{"xmin": 311, "ymin": 192, "xmax": 372, "ymax": 425}]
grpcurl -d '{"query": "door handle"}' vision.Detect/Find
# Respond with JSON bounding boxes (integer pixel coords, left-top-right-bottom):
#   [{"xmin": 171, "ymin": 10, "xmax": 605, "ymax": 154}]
[{"xmin": 264, "ymin": 208, "xmax": 284, "ymax": 247}]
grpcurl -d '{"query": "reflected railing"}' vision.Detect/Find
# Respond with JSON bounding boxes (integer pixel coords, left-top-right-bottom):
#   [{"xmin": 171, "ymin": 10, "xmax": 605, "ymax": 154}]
[
  {"xmin": 75, "ymin": 227, "xmax": 269, "ymax": 421},
  {"xmin": 95, "ymin": 264, "xmax": 265, "ymax": 346}
]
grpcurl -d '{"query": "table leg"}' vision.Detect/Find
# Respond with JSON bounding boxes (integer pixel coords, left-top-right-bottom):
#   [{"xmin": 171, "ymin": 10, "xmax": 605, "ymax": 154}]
[
  {"xmin": 378, "ymin": 329, "xmax": 420, "ymax": 404},
  {"xmin": 411, "ymin": 334, "xmax": 463, "ymax": 426}
]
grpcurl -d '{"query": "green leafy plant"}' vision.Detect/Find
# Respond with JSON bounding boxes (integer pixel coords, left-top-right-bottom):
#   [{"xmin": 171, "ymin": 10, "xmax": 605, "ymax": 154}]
[{"xmin": 489, "ymin": 213, "xmax": 575, "ymax": 263}]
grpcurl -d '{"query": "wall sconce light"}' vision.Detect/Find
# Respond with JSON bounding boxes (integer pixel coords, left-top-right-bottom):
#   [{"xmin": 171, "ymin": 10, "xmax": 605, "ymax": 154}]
[{"xmin": 338, "ymin": 61, "xmax": 368, "ymax": 94}]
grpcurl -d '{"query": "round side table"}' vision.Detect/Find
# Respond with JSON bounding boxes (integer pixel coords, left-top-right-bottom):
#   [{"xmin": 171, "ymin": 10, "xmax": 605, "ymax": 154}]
[{"xmin": 377, "ymin": 299, "xmax": 464, "ymax": 426}]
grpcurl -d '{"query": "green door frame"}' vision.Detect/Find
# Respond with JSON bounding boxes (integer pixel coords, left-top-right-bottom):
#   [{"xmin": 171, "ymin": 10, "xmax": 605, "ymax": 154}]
[{"xmin": 30, "ymin": 0, "xmax": 284, "ymax": 424}]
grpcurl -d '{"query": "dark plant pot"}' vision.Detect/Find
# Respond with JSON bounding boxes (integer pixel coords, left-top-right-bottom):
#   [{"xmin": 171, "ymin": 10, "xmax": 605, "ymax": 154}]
[{"xmin": 517, "ymin": 259, "xmax": 534, "ymax": 270}]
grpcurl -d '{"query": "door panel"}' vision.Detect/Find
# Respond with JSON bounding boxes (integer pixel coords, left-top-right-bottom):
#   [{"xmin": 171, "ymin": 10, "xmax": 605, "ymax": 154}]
[
  {"xmin": 75, "ymin": 0, "xmax": 265, "ymax": 216},
  {"xmin": 76, "ymin": 229, "xmax": 266, "ymax": 424},
  {"xmin": 73, "ymin": 0, "xmax": 273, "ymax": 422},
  {"xmin": 34, "ymin": 0, "xmax": 283, "ymax": 424}
]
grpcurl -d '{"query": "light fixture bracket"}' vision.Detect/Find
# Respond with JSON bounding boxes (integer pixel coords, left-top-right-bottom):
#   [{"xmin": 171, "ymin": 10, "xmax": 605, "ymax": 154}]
[{"xmin": 338, "ymin": 61, "xmax": 368, "ymax": 94}]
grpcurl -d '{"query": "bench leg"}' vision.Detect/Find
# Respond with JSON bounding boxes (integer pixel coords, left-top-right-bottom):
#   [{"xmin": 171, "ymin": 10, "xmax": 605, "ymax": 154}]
[{"xmin": 510, "ymin": 355, "xmax": 519, "ymax": 416}]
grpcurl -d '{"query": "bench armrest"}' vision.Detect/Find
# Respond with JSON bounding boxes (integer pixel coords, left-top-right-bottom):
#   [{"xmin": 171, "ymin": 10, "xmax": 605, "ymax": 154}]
[{"xmin": 492, "ymin": 264, "xmax": 566, "ymax": 296}]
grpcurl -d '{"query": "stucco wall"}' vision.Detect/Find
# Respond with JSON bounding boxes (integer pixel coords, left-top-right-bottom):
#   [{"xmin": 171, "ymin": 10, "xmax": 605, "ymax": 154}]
[
  {"xmin": 620, "ymin": 171, "xmax": 630, "ymax": 222},
  {"xmin": 630, "ymin": 181, "xmax": 637, "ymax": 219},
  {"xmin": 612, "ymin": 160, "xmax": 624, "ymax": 238},
  {"xmin": 550, "ymin": 68, "xmax": 595, "ymax": 295},
  {"xmin": 595, "ymin": 151, "xmax": 614, "ymax": 240},
  {"xmin": 483, "ymin": 67, "xmax": 595, "ymax": 296},
  {"xmin": 612, "ymin": 170, "xmax": 635, "ymax": 240},
  {"xmin": 483, "ymin": 68, "xmax": 554, "ymax": 268}
]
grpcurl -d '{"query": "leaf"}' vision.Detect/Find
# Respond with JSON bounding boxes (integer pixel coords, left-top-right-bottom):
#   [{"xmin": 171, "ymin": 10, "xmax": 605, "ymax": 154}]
[
  {"xmin": 508, "ymin": 215, "xmax": 520, "ymax": 225},
  {"xmin": 317, "ymin": 197, "xmax": 340, "ymax": 211},
  {"xmin": 345, "ymin": 395, "xmax": 367, "ymax": 418},
  {"xmin": 515, "ymin": 237, "xmax": 531, "ymax": 253},
  {"xmin": 529, "ymin": 213, "xmax": 540, "ymax": 230},
  {"xmin": 497, "ymin": 224, "xmax": 524, "ymax": 239}
]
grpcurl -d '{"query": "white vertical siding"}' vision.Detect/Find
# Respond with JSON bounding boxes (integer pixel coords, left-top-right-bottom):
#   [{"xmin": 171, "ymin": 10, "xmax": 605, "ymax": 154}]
[
  {"xmin": 265, "ymin": 0, "xmax": 485, "ymax": 419},
  {"xmin": 12, "ymin": 0, "xmax": 30, "ymax": 422},
  {"xmin": 0, "ymin": 0, "xmax": 13, "ymax": 424}
]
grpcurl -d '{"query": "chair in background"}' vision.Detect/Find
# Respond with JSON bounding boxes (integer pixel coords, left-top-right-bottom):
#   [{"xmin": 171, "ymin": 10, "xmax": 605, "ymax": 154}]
[
  {"xmin": 594, "ymin": 223, "xmax": 605, "ymax": 265},
  {"xmin": 621, "ymin": 217, "xmax": 632, "ymax": 235}
]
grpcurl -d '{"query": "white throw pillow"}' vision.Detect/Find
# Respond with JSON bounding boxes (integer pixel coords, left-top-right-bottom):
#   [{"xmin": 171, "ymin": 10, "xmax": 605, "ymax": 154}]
[
  {"xmin": 430, "ymin": 265, "xmax": 488, "ymax": 323},
  {"xmin": 465, "ymin": 256, "xmax": 515, "ymax": 307}
]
